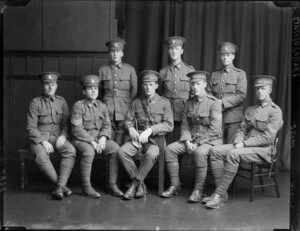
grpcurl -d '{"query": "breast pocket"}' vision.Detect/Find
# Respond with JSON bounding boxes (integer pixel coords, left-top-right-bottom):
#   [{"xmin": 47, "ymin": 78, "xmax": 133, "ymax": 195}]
[
  {"xmin": 102, "ymin": 76, "xmax": 112, "ymax": 90},
  {"xmin": 95, "ymin": 112, "xmax": 105, "ymax": 130},
  {"xmin": 199, "ymin": 112, "xmax": 210, "ymax": 126},
  {"xmin": 118, "ymin": 75, "xmax": 130, "ymax": 90},
  {"xmin": 53, "ymin": 108, "xmax": 63, "ymax": 124},
  {"xmin": 211, "ymin": 78, "xmax": 220, "ymax": 93},
  {"xmin": 224, "ymin": 77, "xmax": 238, "ymax": 93},
  {"xmin": 83, "ymin": 114, "xmax": 94, "ymax": 130},
  {"xmin": 163, "ymin": 74, "xmax": 173, "ymax": 90},
  {"xmin": 255, "ymin": 114, "xmax": 269, "ymax": 131},
  {"xmin": 152, "ymin": 108, "xmax": 164, "ymax": 123},
  {"xmin": 38, "ymin": 109, "xmax": 51, "ymax": 124},
  {"xmin": 180, "ymin": 75, "xmax": 190, "ymax": 91}
]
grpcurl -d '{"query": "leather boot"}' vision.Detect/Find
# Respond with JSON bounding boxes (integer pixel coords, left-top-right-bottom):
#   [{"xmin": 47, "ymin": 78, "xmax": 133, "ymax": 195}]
[
  {"xmin": 188, "ymin": 189, "xmax": 203, "ymax": 203},
  {"xmin": 62, "ymin": 186, "xmax": 72, "ymax": 197},
  {"xmin": 52, "ymin": 185, "xmax": 64, "ymax": 200},
  {"xmin": 82, "ymin": 186, "xmax": 101, "ymax": 199},
  {"xmin": 107, "ymin": 184, "xmax": 124, "ymax": 197},
  {"xmin": 135, "ymin": 182, "xmax": 147, "ymax": 198},
  {"xmin": 205, "ymin": 193, "xmax": 228, "ymax": 209},
  {"xmin": 123, "ymin": 180, "xmax": 139, "ymax": 200},
  {"xmin": 202, "ymin": 192, "xmax": 228, "ymax": 204},
  {"xmin": 161, "ymin": 185, "xmax": 181, "ymax": 198}
]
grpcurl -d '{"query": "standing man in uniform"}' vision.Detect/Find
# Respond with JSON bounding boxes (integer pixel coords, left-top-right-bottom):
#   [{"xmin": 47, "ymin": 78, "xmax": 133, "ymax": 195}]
[
  {"xmin": 71, "ymin": 75, "xmax": 123, "ymax": 198},
  {"xmin": 98, "ymin": 39, "xmax": 138, "ymax": 146},
  {"xmin": 118, "ymin": 70, "xmax": 173, "ymax": 200},
  {"xmin": 27, "ymin": 72, "xmax": 76, "ymax": 200},
  {"xmin": 159, "ymin": 36, "xmax": 195, "ymax": 144},
  {"xmin": 161, "ymin": 71, "xmax": 223, "ymax": 202},
  {"xmin": 207, "ymin": 42, "xmax": 247, "ymax": 144},
  {"xmin": 204, "ymin": 75, "xmax": 283, "ymax": 209}
]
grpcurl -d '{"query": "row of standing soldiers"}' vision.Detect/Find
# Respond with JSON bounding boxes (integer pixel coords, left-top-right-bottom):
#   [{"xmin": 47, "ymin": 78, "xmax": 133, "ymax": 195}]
[{"xmin": 27, "ymin": 37, "xmax": 283, "ymax": 209}]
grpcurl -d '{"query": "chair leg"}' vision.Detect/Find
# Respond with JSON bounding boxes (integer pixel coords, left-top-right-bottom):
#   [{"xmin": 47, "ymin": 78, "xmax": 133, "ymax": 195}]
[
  {"xmin": 274, "ymin": 174, "xmax": 281, "ymax": 198},
  {"xmin": 158, "ymin": 149, "xmax": 164, "ymax": 196},
  {"xmin": 258, "ymin": 167, "xmax": 265, "ymax": 193},
  {"xmin": 250, "ymin": 164, "xmax": 255, "ymax": 202},
  {"xmin": 20, "ymin": 158, "xmax": 25, "ymax": 190}
]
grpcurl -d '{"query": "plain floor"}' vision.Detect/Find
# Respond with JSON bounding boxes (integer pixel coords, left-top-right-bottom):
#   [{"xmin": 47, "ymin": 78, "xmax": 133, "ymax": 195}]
[{"xmin": 2, "ymin": 159, "xmax": 290, "ymax": 230}]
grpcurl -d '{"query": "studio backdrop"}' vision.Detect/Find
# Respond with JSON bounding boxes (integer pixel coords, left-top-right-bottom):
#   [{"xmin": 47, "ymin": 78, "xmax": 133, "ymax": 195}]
[{"xmin": 122, "ymin": 1, "xmax": 291, "ymax": 170}]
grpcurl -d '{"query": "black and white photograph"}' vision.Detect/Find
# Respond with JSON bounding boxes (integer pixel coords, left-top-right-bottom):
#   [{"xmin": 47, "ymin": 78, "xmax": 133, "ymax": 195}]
[{"xmin": 0, "ymin": 0, "xmax": 296, "ymax": 230}]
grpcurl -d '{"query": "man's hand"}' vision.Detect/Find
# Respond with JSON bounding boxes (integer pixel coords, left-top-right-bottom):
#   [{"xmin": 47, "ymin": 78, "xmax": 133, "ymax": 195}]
[
  {"xmin": 140, "ymin": 128, "xmax": 152, "ymax": 144},
  {"xmin": 97, "ymin": 136, "xmax": 107, "ymax": 154},
  {"xmin": 42, "ymin": 141, "xmax": 54, "ymax": 155},
  {"xmin": 56, "ymin": 135, "xmax": 66, "ymax": 149},
  {"xmin": 129, "ymin": 127, "xmax": 140, "ymax": 142},
  {"xmin": 186, "ymin": 140, "xmax": 197, "ymax": 154},
  {"xmin": 235, "ymin": 142, "xmax": 244, "ymax": 149},
  {"xmin": 91, "ymin": 141, "xmax": 98, "ymax": 151}
]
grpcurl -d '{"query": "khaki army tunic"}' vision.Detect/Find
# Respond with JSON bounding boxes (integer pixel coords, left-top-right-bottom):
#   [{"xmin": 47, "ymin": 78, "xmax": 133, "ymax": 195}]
[
  {"xmin": 98, "ymin": 62, "xmax": 138, "ymax": 121},
  {"xmin": 125, "ymin": 93, "xmax": 174, "ymax": 139},
  {"xmin": 70, "ymin": 99, "xmax": 112, "ymax": 143},
  {"xmin": 233, "ymin": 99, "xmax": 283, "ymax": 160},
  {"xmin": 180, "ymin": 93, "xmax": 223, "ymax": 145},
  {"xmin": 207, "ymin": 65, "xmax": 247, "ymax": 124},
  {"xmin": 27, "ymin": 95, "xmax": 69, "ymax": 144},
  {"xmin": 159, "ymin": 61, "xmax": 195, "ymax": 121}
]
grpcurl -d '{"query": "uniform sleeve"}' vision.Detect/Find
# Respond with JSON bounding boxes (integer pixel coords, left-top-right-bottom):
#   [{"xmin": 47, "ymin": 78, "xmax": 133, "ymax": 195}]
[
  {"xmin": 206, "ymin": 73, "xmax": 213, "ymax": 95},
  {"xmin": 70, "ymin": 103, "xmax": 95, "ymax": 143},
  {"xmin": 222, "ymin": 71, "xmax": 247, "ymax": 110},
  {"xmin": 124, "ymin": 101, "xmax": 137, "ymax": 131},
  {"xmin": 130, "ymin": 67, "xmax": 138, "ymax": 99},
  {"xmin": 243, "ymin": 107, "xmax": 283, "ymax": 147},
  {"xmin": 26, "ymin": 99, "xmax": 45, "ymax": 144},
  {"xmin": 98, "ymin": 66, "xmax": 105, "ymax": 100},
  {"xmin": 98, "ymin": 105, "xmax": 112, "ymax": 139},
  {"xmin": 180, "ymin": 103, "xmax": 192, "ymax": 142},
  {"xmin": 233, "ymin": 117, "xmax": 247, "ymax": 144},
  {"xmin": 207, "ymin": 100, "xmax": 223, "ymax": 139},
  {"xmin": 61, "ymin": 99, "xmax": 70, "ymax": 138},
  {"xmin": 150, "ymin": 99, "xmax": 174, "ymax": 135}
]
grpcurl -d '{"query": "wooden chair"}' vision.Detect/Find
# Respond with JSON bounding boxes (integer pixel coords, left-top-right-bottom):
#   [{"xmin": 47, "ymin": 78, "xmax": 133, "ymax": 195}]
[{"xmin": 233, "ymin": 137, "xmax": 280, "ymax": 202}]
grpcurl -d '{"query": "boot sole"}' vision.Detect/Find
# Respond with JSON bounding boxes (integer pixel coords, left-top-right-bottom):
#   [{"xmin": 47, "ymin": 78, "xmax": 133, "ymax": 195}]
[
  {"xmin": 81, "ymin": 193, "xmax": 101, "ymax": 199},
  {"xmin": 52, "ymin": 193, "xmax": 63, "ymax": 200},
  {"xmin": 205, "ymin": 202, "xmax": 225, "ymax": 209}
]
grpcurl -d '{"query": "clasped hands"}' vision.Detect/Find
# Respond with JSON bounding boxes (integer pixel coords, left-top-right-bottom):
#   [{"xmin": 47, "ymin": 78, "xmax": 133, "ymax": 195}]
[
  {"xmin": 92, "ymin": 136, "xmax": 107, "ymax": 154},
  {"xmin": 129, "ymin": 127, "xmax": 152, "ymax": 145},
  {"xmin": 42, "ymin": 135, "xmax": 67, "ymax": 155}
]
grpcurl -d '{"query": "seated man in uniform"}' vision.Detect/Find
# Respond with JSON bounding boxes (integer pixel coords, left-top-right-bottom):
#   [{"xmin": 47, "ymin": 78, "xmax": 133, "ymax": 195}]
[
  {"xmin": 70, "ymin": 75, "xmax": 123, "ymax": 198},
  {"xmin": 204, "ymin": 75, "xmax": 283, "ymax": 209},
  {"xmin": 26, "ymin": 72, "xmax": 76, "ymax": 200},
  {"xmin": 118, "ymin": 70, "xmax": 174, "ymax": 200},
  {"xmin": 161, "ymin": 71, "xmax": 223, "ymax": 203}
]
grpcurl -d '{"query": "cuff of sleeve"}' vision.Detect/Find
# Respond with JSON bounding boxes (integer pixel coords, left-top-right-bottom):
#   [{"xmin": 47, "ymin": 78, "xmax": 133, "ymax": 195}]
[
  {"xmin": 180, "ymin": 133, "xmax": 192, "ymax": 142},
  {"xmin": 150, "ymin": 125, "xmax": 158, "ymax": 136},
  {"xmin": 99, "ymin": 132, "xmax": 111, "ymax": 140}
]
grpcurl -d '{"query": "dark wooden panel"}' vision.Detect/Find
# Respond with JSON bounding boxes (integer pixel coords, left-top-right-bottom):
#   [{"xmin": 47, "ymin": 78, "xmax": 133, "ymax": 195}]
[
  {"xmin": 43, "ymin": 57, "xmax": 59, "ymax": 72},
  {"xmin": 4, "ymin": 57, "xmax": 9, "ymax": 75},
  {"xmin": 9, "ymin": 80, "xmax": 41, "ymax": 157},
  {"xmin": 76, "ymin": 57, "xmax": 93, "ymax": 76},
  {"xmin": 60, "ymin": 57, "xmax": 76, "ymax": 76},
  {"xmin": 10, "ymin": 57, "xmax": 26, "ymax": 75},
  {"xmin": 4, "ymin": 0, "xmax": 43, "ymax": 50},
  {"xmin": 92, "ymin": 57, "xmax": 109, "ymax": 75},
  {"xmin": 43, "ymin": 0, "xmax": 117, "ymax": 51},
  {"xmin": 55, "ymin": 80, "xmax": 78, "ymax": 112},
  {"xmin": 26, "ymin": 57, "xmax": 43, "ymax": 75}
]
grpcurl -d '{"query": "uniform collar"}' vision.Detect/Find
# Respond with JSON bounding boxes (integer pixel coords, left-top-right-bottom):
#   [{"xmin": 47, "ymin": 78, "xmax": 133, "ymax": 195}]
[
  {"xmin": 42, "ymin": 94, "xmax": 55, "ymax": 102},
  {"xmin": 143, "ymin": 93, "xmax": 159, "ymax": 105},
  {"xmin": 84, "ymin": 99, "xmax": 98, "ymax": 108},
  {"xmin": 223, "ymin": 64, "xmax": 234, "ymax": 74},
  {"xmin": 259, "ymin": 99, "xmax": 272, "ymax": 108},
  {"xmin": 110, "ymin": 61, "xmax": 122, "ymax": 69},
  {"xmin": 195, "ymin": 93, "xmax": 207, "ymax": 103},
  {"xmin": 172, "ymin": 60, "xmax": 183, "ymax": 70}
]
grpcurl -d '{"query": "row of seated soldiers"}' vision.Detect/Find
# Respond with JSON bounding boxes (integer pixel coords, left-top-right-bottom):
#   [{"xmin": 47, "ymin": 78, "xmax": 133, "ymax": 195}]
[{"xmin": 26, "ymin": 37, "xmax": 283, "ymax": 209}]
